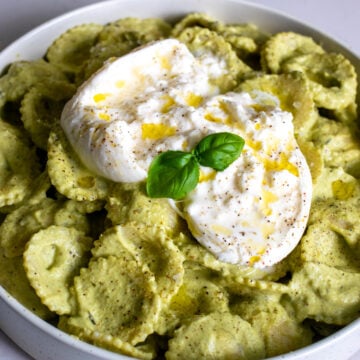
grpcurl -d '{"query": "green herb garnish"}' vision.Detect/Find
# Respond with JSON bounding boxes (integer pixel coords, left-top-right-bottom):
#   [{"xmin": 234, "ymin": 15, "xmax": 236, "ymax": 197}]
[{"xmin": 146, "ymin": 132, "xmax": 245, "ymax": 199}]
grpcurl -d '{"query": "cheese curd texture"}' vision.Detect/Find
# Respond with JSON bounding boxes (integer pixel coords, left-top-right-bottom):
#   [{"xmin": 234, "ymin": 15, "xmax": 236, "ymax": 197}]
[
  {"xmin": 182, "ymin": 95, "xmax": 312, "ymax": 267},
  {"xmin": 61, "ymin": 39, "xmax": 312, "ymax": 268},
  {"xmin": 61, "ymin": 39, "xmax": 217, "ymax": 183}
]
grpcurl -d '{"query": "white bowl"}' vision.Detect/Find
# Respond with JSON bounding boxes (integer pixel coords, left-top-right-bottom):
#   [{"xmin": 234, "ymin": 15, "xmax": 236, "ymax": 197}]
[{"xmin": 0, "ymin": 1, "xmax": 359, "ymax": 359}]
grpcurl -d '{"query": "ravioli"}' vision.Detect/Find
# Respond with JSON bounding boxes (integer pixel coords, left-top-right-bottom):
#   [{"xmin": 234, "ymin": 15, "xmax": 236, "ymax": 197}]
[
  {"xmin": 66, "ymin": 255, "xmax": 162, "ymax": 345},
  {"xmin": 0, "ymin": 12, "xmax": 359, "ymax": 360},
  {"xmin": 23, "ymin": 225, "xmax": 93, "ymax": 315},
  {"xmin": 0, "ymin": 119, "xmax": 40, "ymax": 208},
  {"xmin": 166, "ymin": 312, "xmax": 266, "ymax": 360}
]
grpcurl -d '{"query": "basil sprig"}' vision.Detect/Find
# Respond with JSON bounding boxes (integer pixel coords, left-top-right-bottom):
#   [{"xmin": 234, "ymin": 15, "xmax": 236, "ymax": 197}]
[{"xmin": 146, "ymin": 132, "xmax": 245, "ymax": 200}]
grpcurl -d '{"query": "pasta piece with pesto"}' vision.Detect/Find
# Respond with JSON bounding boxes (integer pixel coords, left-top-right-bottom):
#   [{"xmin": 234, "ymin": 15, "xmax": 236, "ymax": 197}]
[
  {"xmin": 172, "ymin": 13, "xmax": 269, "ymax": 64},
  {"xmin": 0, "ymin": 198, "xmax": 90, "ymax": 257},
  {"xmin": 66, "ymin": 256, "xmax": 162, "ymax": 345},
  {"xmin": 105, "ymin": 182, "xmax": 185, "ymax": 235},
  {"xmin": 283, "ymin": 52, "xmax": 357, "ymax": 110},
  {"xmin": 47, "ymin": 127, "xmax": 110, "ymax": 201},
  {"xmin": 219, "ymin": 23, "xmax": 269, "ymax": 49},
  {"xmin": 20, "ymin": 82, "xmax": 75, "ymax": 149},
  {"xmin": 46, "ymin": 23, "xmax": 103, "ymax": 77},
  {"xmin": 231, "ymin": 293, "xmax": 313, "ymax": 357},
  {"xmin": 0, "ymin": 246, "xmax": 54, "ymax": 320},
  {"xmin": 171, "ymin": 13, "xmax": 222, "ymax": 36},
  {"xmin": 308, "ymin": 197, "xmax": 360, "ymax": 250},
  {"xmin": 166, "ymin": 312, "xmax": 266, "ymax": 360},
  {"xmin": 260, "ymin": 31, "xmax": 324, "ymax": 74},
  {"xmin": 0, "ymin": 59, "xmax": 69, "ymax": 110},
  {"xmin": 285, "ymin": 262, "xmax": 360, "ymax": 325},
  {"xmin": 91, "ymin": 223, "xmax": 185, "ymax": 303},
  {"xmin": 0, "ymin": 171, "xmax": 52, "ymax": 215},
  {"xmin": 219, "ymin": 271, "xmax": 289, "ymax": 296},
  {"xmin": 178, "ymin": 240, "xmax": 288, "ymax": 281},
  {"xmin": 79, "ymin": 17, "xmax": 172, "ymax": 81},
  {"xmin": 218, "ymin": 23, "xmax": 269, "ymax": 67},
  {"xmin": 332, "ymin": 102, "xmax": 358, "ymax": 125},
  {"xmin": 61, "ymin": 325, "xmax": 156, "ymax": 360},
  {"xmin": 296, "ymin": 223, "xmax": 359, "ymax": 272},
  {"xmin": 311, "ymin": 116, "xmax": 360, "ymax": 177},
  {"xmin": 311, "ymin": 167, "xmax": 360, "ymax": 201},
  {"xmin": 0, "ymin": 119, "xmax": 40, "ymax": 208},
  {"xmin": 23, "ymin": 225, "xmax": 93, "ymax": 315},
  {"xmin": 97, "ymin": 17, "xmax": 172, "ymax": 44},
  {"xmin": 155, "ymin": 262, "xmax": 229, "ymax": 335}
]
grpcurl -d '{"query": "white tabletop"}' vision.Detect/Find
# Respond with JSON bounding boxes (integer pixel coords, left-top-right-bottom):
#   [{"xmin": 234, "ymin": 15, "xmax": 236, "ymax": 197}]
[{"xmin": 0, "ymin": 0, "xmax": 359, "ymax": 359}]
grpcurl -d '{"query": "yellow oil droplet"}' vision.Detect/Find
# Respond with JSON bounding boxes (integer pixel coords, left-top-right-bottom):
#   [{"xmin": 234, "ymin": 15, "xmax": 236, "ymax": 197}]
[
  {"xmin": 263, "ymin": 153, "xmax": 299, "ymax": 177},
  {"xmin": 93, "ymin": 93, "xmax": 111, "ymax": 103},
  {"xmin": 219, "ymin": 101, "xmax": 233, "ymax": 125},
  {"xmin": 199, "ymin": 169, "xmax": 216, "ymax": 182},
  {"xmin": 205, "ymin": 112, "xmax": 221, "ymax": 123},
  {"xmin": 161, "ymin": 95, "xmax": 176, "ymax": 113},
  {"xmin": 251, "ymin": 103, "xmax": 270, "ymax": 112},
  {"xmin": 260, "ymin": 189, "xmax": 278, "ymax": 217},
  {"xmin": 332, "ymin": 180, "xmax": 355, "ymax": 200},
  {"xmin": 98, "ymin": 112, "xmax": 111, "ymax": 121},
  {"xmin": 185, "ymin": 93, "xmax": 203, "ymax": 107},
  {"xmin": 262, "ymin": 189, "xmax": 278, "ymax": 203},
  {"xmin": 261, "ymin": 207, "xmax": 272, "ymax": 217},
  {"xmin": 248, "ymin": 247, "xmax": 266, "ymax": 266},
  {"xmin": 204, "ymin": 112, "xmax": 231, "ymax": 125},
  {"xmin": 204, "ymin": 101, "xmax": 234, "ymax": 125},
  {"xmin": 246, "ymin": 138, "xmax": 262, "ymax": 151},
  {"xmin": 261, "ymin": 222, "xmax": 275, "ymax": 239},
  {"xmin": 160, "ymin": 56, "xmax": 171, "ymax": 71},
  {"xmin": 141, "ymin": 123, "xmax": 177, "ymax": 140},
  {"xmin": 249, "ymin": 255, "xmax": 261, "ymax": 266},
  {"xmin": 218, "ymin": 100, "xmax": 232, "ymax": 115},
  {"xmin": 115, "ymin": 80, "xmax": 126, "ymax": 88},
  {"xmin": 210, "ymin": 224, "xmax": 232, "ymax": 236},
  {"xmin": 254, "ymin": 123, "xmax": 261, "ymax": 130}
]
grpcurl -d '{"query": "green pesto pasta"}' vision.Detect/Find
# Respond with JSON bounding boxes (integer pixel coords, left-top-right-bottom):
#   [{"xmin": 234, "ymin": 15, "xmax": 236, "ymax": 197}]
[{"xmin": 0, "ymin": 12, "xmax": 359, "ymax": 360}]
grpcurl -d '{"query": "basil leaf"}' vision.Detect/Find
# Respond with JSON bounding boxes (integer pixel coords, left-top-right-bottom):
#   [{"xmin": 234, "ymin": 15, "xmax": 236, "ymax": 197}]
[
  {"xmin": 146, "ymin": 151, "xmax": 200, "ymax": 200},
  {"xmin": 194, "ymin": 132, "xmax": 245, "ymax": 171},
  {"xmin": 146, "ymin": 132, "xmax": 245, "ymax": 199}
]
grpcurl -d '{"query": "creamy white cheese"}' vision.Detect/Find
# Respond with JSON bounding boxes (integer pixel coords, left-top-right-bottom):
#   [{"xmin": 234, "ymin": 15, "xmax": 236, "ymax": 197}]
[
  {"xmin": 181, "ymin": 93, "xmax": 312, "ymax": 268},
  {"xmin": 61, "ymin": 39, "xmax": 312, "ymax": 268},
  {"xmin": 61, "ymin": 39, "xmax": 219, "ymax": 182}
]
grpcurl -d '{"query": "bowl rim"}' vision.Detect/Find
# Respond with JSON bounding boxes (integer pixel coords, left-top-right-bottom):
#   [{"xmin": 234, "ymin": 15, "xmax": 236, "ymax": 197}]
[
  {"xmin": 1, "ymin": 0, "xmax": 359, "ymax": 64},
  {"xmin": 0, "ymin": 1, "xmax": 359, "ymax": 359}
]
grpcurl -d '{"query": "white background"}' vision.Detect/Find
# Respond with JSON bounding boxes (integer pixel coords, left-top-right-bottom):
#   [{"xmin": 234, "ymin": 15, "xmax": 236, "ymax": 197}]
[{"xmin": 0, "ymin": 0, "xmax": 359, "ymax": 359}]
